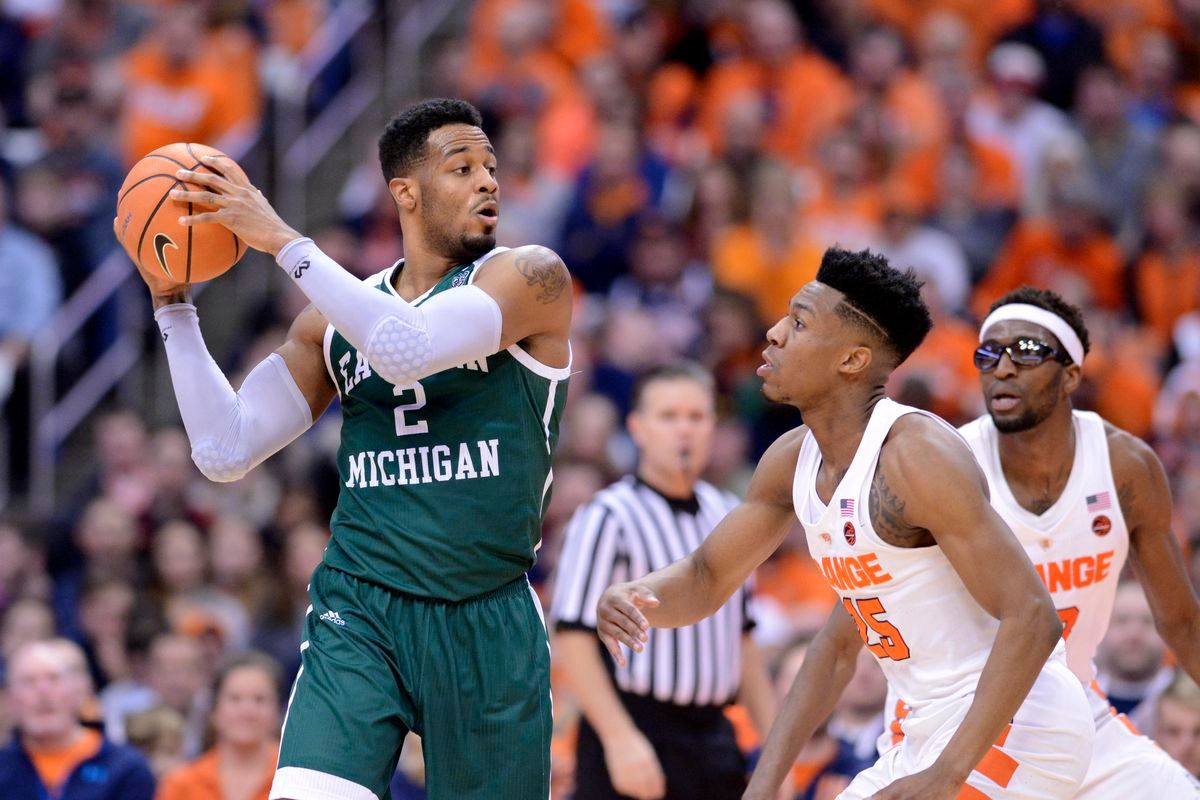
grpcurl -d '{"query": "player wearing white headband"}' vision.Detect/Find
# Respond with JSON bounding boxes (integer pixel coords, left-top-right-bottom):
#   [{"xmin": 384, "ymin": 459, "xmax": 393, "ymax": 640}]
[{"xmin": 882, "ymin": 286, "xmax": 1200, "ymax": 797}]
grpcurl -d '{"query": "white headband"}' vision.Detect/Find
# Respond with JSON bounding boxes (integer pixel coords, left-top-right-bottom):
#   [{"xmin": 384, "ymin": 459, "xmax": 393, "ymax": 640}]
[{"xmin": 979, "ymin": 303, "xmax": 1085, "ymax": 366}]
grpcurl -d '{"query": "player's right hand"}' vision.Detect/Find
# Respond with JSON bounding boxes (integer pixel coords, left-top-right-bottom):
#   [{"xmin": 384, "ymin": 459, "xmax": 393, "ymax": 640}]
[
  {"xmin": 603, "ymin": 729, "xmax": 666, "ymax": 800},
  {"xmin": 597, "ymin": 582, "xmax": 659, "ymax": 667}
]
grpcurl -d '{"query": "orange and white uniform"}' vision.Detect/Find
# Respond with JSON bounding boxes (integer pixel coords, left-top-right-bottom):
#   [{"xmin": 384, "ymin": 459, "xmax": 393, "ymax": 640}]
[
  {"xmin": 956, "ymin": 411, "xmax": 1200, "ymax": 798},
  {"xmin": 798, "ymin": 399, "xmax": 1093, "ymax": 799}
]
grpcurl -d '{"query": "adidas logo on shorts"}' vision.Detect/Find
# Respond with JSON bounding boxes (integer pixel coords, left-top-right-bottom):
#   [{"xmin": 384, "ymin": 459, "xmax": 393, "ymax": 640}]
[{"xmin": 319, "ymin": 610, "xmax": 346, "ymax": 626}]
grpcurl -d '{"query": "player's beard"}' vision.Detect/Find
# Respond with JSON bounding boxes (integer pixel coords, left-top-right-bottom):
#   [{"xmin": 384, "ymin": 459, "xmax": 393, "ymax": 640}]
[
  {"xmin": 422, "ymin": 193, "xmax": 495, "ymax": 263},
  {"xmin": 990, "ymin": 377, "xmax": 1062, "ymax": 434}
]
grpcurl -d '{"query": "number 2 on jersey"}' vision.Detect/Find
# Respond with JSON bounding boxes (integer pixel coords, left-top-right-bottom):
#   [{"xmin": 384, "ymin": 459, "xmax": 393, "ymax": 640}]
[
  {"xmin": 393, "ymin": 383, "xmax": 428, "ymax": 436},
  {"xmin": 843, "ymin": 597, "xmax": 911, "ymax": 661}
]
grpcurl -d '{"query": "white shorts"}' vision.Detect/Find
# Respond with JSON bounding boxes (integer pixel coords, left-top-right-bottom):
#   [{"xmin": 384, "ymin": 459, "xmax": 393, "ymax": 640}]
[
  {"xmin": 843, "ymin": 658, "xmax": 1094, "ymax": 799},
  {"xmin": 1073, "ymin": 682, "xmax": 1199, "ymax": 799}
]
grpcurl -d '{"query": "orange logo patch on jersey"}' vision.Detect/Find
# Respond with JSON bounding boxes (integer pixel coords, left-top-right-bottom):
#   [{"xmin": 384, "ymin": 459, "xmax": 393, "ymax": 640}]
[
  {"xmin": 843, "ymin": 522, "xmax": 856, "ymax": 545},
  {"xmin": 1092, "ymin": 515, "xmax": 1112, "ymax": 536}
]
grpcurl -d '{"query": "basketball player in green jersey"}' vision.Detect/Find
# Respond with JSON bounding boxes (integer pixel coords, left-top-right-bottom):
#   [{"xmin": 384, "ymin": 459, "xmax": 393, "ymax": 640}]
[{"xmin": 135, "ymin": 99, "xmax": 572, "ymax": 800}]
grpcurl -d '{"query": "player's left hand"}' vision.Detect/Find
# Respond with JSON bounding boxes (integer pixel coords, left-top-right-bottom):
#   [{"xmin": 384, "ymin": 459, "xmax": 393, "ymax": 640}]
[
  {"xmin": 171, "ymin": 155, "xmax": 302, "ymax": 257},
  {"xmin": 867, "ymin": 765, "xmax": 962, "ymax": 800}
]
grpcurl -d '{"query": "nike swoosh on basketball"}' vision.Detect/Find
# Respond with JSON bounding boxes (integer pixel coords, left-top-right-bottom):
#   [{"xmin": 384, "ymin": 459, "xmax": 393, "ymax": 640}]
[{"xmin": 154, "ymin": 233, "xmax": 179, "ymax": 279}]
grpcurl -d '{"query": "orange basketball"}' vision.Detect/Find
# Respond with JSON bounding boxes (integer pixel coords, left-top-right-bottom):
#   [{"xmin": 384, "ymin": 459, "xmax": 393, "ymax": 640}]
[{"xmin": 114, "ymin": 143, "xmax": 248, "ymax": 285}]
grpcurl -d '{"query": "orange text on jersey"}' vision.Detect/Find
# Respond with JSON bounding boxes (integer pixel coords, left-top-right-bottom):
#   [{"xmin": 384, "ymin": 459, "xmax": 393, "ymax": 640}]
[
  {"xmin": 1034, "ymin": 551, "xmax": 1115, "ymax": 593},
  {"xmin": 820, "ymin": 553, "xmax": 894, "ymax": 591}
]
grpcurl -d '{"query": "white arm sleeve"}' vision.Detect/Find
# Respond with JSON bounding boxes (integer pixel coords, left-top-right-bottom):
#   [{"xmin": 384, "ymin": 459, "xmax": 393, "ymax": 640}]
[
  {"xmin": 276, "ymin": 237, "xmax": 503, "ymax": 387},
  {"xmin": 154, "ymin": 304, "xmax": 313, "ymax": 483}
]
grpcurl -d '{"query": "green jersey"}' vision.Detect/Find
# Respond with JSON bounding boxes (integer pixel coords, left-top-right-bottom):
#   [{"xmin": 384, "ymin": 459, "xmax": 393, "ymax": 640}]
[{"xmin": 321, "ymin": 248, "xmax": 569, "ymax": 600}]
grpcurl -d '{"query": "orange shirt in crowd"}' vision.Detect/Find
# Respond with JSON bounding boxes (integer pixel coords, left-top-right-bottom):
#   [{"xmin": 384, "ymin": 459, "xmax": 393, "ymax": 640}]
[
  {"xmin": 120, "ymin": 29, "xmax": 260, "ymax": 165},
  {"xmin": 1072, "ymin": 0, "xmax": 1176, "ymax": 72},
  {"xmin": 467, "ymin": 0, "xmax": 612, "ymax": 80},
  {"xmin": 890, "ymin": 315, "xmax": 981, "ymax": 422},
  {"xmin": 973, "ymin": 221, "xmax": 1126, "ymax": 315},
  {"xmin": 799, "ymin": 181, "xmax": 886, "ymax": 248},
  {"xmin": 711, "ymin": 225, "xmax": 824, "ymax": 324},
  {"xmin": 1086, "ymin": 343, "xmax": 1161, "ymax": 439},
  {"xmin": 1135, "ymin": 249, "xmax": 1200, "ymax": 345},
  {"xmin": 857, "ymin": 71, "xmax": 949, "ymax": 157},
  {"xmin": 156, "ymin": 746, "xmax": 278, "ymax": 800},
  {"xmin": 29, "ymin": 728, "xmax": 104, "ymax": 796},
  {"xmin": 265, "ymin": 0, "xmax": 324, "ymax": 56},
  {"xmin": 753, "ymin": 547, "xmax": 837, "ymax": 620},
  {"xmin": 894, "ymin": 138, "xmax": 1020, "ymax": 212},
  {"xmin": 700, "ymin": 53, "xmax": 853, "ymax": 164}
]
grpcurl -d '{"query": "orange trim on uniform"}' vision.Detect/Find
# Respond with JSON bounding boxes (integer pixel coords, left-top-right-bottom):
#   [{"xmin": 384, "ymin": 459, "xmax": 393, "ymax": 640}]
[
  {"xmin": 994, "ymin": 723, "xmax": 1012, "ymax": 747},
  {"xmin": 976, "ymin": 745, "xmax": 1019, "ymax": 788},
  {"xmin": 957, "ymin": 784, "xmax": 994, "ymax": 800}
]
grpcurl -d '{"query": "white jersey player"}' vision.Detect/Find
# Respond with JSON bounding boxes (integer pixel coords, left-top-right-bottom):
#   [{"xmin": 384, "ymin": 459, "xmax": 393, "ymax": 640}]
[
  {"xmin": 596, "ymin": 250, "xmax": 1094, "ymax": 800},
  {"xmin": 885, "ymin": 287, "xmax": 1200, "ymax": 798}
]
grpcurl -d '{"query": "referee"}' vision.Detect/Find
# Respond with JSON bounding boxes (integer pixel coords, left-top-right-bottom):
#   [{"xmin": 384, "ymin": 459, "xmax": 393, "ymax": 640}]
[{"xmin": 551, "ymin": 362, "xmax": 774, "ymax": 800}]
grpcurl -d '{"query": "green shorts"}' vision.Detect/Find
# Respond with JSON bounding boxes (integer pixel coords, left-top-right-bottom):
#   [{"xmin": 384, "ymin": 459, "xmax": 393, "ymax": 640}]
[{"xmin": 271, "ymin": 564, "xmax": 552, "ymax": 800}]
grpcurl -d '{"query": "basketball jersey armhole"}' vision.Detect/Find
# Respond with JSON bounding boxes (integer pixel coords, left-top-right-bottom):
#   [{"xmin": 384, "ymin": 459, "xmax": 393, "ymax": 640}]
[
  {"xmin": 322, "ymin": 323, "xmax": 340, "ymax": 398},
  {"xmin": 507, "ymin": 342, "xmax": 572, "ymax": 380}
]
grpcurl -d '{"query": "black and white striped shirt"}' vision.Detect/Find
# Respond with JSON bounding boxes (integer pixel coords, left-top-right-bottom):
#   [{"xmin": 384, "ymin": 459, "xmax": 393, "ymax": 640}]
[{"xmin": 551, "ymin": 476, "xmax": 754, "ymax": 707}]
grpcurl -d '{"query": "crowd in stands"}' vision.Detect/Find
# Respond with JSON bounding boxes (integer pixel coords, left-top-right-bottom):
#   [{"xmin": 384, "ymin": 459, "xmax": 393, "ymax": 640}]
[{"xmin": 2, "ymin": 0, "xmax": 1200, "ymax": 797}]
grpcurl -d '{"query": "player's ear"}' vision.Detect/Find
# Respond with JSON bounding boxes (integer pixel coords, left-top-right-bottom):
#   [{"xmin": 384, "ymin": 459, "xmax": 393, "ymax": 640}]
[
  {"xmin": 1062, "ymin": 362, "xmax": 1083, "ymax": 394},
  {"xmin": 388, "ymin": 176, "xmax": 418, "ymax": 212},
  {"xmin": 840, "ymin": 345, "xmax": 873, "ymax": 376},
  {"xmin": 626, "ymin": 409, "xmax": 645, "ymax": 447}
]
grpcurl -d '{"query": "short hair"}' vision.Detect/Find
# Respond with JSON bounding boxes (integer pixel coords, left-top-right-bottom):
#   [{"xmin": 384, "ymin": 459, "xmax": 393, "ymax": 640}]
[
  {"xmin": 378, "ymin": 98, "xmax": 484, "ymax": 181},
  {"xmin": 631, "ymin": 362, "xmax": 715, "ymax": 411},
  {"xmin": 1158, "ymin": 670, "xmax": 1200, "ymax": 712},
  {"xmin": 987, "ymin": 286, "xmax": 1091, "ymax": 357},
  {"xmin": 816, "ymin": 247, "xmax": 932, "ymax": 364}
]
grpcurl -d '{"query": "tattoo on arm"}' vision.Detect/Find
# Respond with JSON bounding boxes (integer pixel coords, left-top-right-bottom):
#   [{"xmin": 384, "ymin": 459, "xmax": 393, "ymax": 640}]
[
  {"xmin": 514, "ymin": 249, "xmax": 568, "ymax": 304},
  {"xmin": 869, "ymin": 466, "xmax": 932, "ymax": 547}
]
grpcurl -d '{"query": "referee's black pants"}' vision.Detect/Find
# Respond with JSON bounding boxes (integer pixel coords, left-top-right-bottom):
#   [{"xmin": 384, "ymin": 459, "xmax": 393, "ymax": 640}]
[{"xmin": 573, "ymin": 692, "xmax": 748, "ymax": 800}]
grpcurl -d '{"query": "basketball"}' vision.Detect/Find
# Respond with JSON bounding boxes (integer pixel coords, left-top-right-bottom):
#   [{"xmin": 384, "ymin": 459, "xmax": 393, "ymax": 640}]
[{"xmin": 114, "ymin": 142, "xmax": 248, "ymax": 285}]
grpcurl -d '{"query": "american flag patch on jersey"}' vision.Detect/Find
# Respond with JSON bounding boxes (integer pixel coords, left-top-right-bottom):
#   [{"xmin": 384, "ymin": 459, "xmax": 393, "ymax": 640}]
[
  {"xmin": 1086, "ymin": 492, "xmax": 1111, "ymax": 512},
  {"xmin": 840, "ymin": 499, "xmax": 855, "ymax": 518}
]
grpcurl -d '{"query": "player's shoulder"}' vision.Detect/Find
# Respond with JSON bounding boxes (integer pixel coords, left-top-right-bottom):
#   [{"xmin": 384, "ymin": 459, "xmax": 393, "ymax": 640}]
[
  {"xmin": 484, "ymin": 244, "xmax": 571, "ymax": 277},
  {"xmin": 881, "ymin": 412, "xmax": 982, "ymax": 490},
  {"xmin": 1101, "ymin": 418, "xmax": 1163, "ymax": 478}
]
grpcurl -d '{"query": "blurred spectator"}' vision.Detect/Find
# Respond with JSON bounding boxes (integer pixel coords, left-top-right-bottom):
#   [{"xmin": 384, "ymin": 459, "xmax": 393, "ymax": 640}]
[
  {"xmin": 608, "ymin": 214, "xmax": 713, "ymax": 356},
  {"xmin": 888, "ymin": 282, "xmax": 981, "ymax": 424},
  {"xmin": 998, "ymin": 0, "xmax": 1106, "ymax": 110},
  {"xmin": 968, "ymin": 42, "xmax": 1076, "ymax": 215},
  {"xmin": 0, "ymin": 521, "xmax": 51, "ymax": 615},
  {"xmin": 251, "ymin": 522, "xmax": 327, "ymax": 688},
  {"xmin": 118, "ymin": 2, "xmax": 259, "ymax": 165},
  {"xmin": 1072, "ymin": 64, "xmax": 1159, "ymax": 253},
  {"xmin": 207, "ymin": 515, "xmax": 268, "ymax": 626},
  {"xmin": 0, "ymin": 638, "xmax": 155, "ymax": 799},
  {"xmin": 77, "ymin": 577, "xmax": 134, "ymax": 690},
  {"xmin": 157, "ymin": 652, "xmax": 281, "ymax": 800},
  {"xmin": 0, "ymin": 176, "xmax": 61, "ymax": 439},
  {"xmin": 53, "ymin": 497, "xmax": 140, "ymax": 643},
  {"xmin": 894, "ymin": 70, "xmax": 1020, "ymax": 220},
  {"xmin": 773, "ymin": 639, "xmax": 869, "ymax": 800},
  {"xmin": 825, "ymin": 649, "xmax": 888, "ymax": 770},
  {"xmin": 124, "ymin": 705, "xmax": 186, "ymax": 780},
  {"xmin": 1133, "ymin": 182, "xmax": 1200, "ymax": 347},
  {"xmin": 493, "ymin": 114, "xmax": 572, "ymax": 249},
  {"xmin": 0, "ymin": 598, "xmax": 56, "ymax": 683},
  {"xmin": 873, "ymin": 186, "xmax": 970, "ymax": 314},
  {"xmin": 104, "ymin": 633, "xmax": 209, "ymax": 758},
  {"xmin": 1155, "ymin": 671, "xmax": 1200, "ymax": 778},
  {"xmin": 559, "ymin": 120, "xmax": 671, "ymax": 292},
  {"xmin": 712, "ymin": 162, "xmax": 823, "ymax": 325},
  {"xmin": 699, "ymin": 0, "xmax": 851, "ymax": 165},
  {"xmin": 1096, "ymin": 581, "xmax": 1173, "ymax": 730},
  {"xmin": 801, "ymin": 129, "xmax": 884, "ymax": 248},
  {"xmin": 844, "ymin": 24, "xmax": 947, "ymax": 164},
  {"xmin": 974, "ymin": 179, "xmax": 1125, "ymax": 314},
  {"xmin": 1128, "ymin": 29, "xmax": 1181, "ymax": 130}
]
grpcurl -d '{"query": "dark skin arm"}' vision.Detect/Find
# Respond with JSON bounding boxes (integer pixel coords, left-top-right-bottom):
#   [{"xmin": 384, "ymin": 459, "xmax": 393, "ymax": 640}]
[
  {"xmin": 744, "ymin": 606, "xmax": 863, "ymax": 800},
  {"xmin": 863, "ymin": 415, "xmax": 1063, "ymax": 800},
  {"xmin": 1109, "ymin": 423, "xmax": 1200, "ymax": 681},
  {"xmin": 596, "ymin": 428, "xmax": 802, "ymax": 661},
  {"xmin": 170, "ymin": 157, "xmax": 573, "ymax": 364}
]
